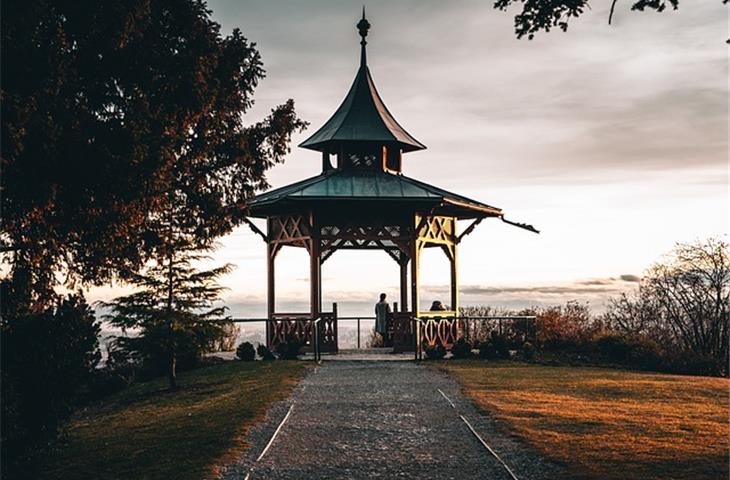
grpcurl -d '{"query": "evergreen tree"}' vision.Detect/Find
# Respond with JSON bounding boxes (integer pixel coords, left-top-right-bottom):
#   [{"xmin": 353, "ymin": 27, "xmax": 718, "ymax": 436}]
[
  {"xmin": 103, "ymin": 194, "xmax": 233, "ymax": 389},
  {"xmin": 1, "ymin": 0, "xmax": 306, "ymax": 311}
]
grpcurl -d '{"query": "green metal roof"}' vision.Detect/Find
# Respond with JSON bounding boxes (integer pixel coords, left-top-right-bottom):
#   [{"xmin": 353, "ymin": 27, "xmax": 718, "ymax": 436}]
[
  {"xmin": 298, "ymin": 18, "xmax": 425, "ymax": 153},
  {"xmin": 248, "ymin": 169, "xmax": 502, "ymax": 219}
]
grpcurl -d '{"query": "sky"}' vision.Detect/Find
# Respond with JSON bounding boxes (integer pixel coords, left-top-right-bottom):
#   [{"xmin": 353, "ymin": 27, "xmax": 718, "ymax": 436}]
[{"xmin": 87, "ymin": 0, "xmax": 728, "ymax": 318}]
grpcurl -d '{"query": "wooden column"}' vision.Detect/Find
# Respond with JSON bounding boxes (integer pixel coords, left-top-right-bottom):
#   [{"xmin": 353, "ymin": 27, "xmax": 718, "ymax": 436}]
[
  {"xmin": 410, "ymin": 239, "xmax": 420, "ymax": 317},
  {"xmin": 450, "ymin": 241, "xmax": 459, "ymax": 314},
  {"xmin": 399, "ymin": 260, "xmax": 408, "ymax": 312},
  {"xmin": 309, "ymin": 214, "xmax": 321, "ymax": 318},
  {"xmin": 266, "ymin": 218, "xmax": 276, "ymax": 347}
]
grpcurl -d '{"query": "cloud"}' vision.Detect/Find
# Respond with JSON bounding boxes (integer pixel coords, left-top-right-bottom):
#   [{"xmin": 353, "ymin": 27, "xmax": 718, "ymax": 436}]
[
  {"xmin": 208, "ymin": 0, "xmax": 726, "ymax": 188},
  {"xmin": 619, "ymin": 274, "xmax": 641, "ymax": 282}
]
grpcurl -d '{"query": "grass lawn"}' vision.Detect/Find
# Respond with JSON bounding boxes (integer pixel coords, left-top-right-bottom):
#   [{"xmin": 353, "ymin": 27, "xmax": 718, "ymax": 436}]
[
  {"xmin": 40, "ymin": 361, "xmax": 309, "ymax": 480},
  {"xmin": 438, "ymin": 361, "xmax": 729, "ymax": 480}
]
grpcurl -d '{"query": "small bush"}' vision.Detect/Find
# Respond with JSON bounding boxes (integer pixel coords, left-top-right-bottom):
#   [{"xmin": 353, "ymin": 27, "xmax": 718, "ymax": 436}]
[
  {"xmin": 236, "ymin": 342, "xmax": 256, "ymax": 361},
  {"xmin": 423, "ymin": 342, "xmax": 447, "ymax": 360},
  {"xmin": 628, "ymin": 339, "xmax": 663, "ymax": 371},
  {"xmin": 479, "ymin": 341, "xmax": 497, "ymax": 359},
  {"xmin": 593, "ymin": 334, "xmax": 664, "ymax": 370},
  {"xmin": 671, "ymin": 353, "xmax": 723, "ymax": 376},
  {"xmin": 257, "ymin": 344, "xmax": 276, "ymax": 361},
  {"xmin": 275, "ymin": 336, "xmax": 303, "ymax": 360},
  {"xmin": 1, "ymin": 290, "xmax": 101, "ymax": 477},
  {"xmin": 490, "ymin": 333, "xmax": 511, "ymax": 359},
  {"xmin": 522, "ymin": 341, "xmax": 536, "ymax": 360},
  {"xmin": 451, "ymin": 338, "xmax": 472, "ymax": 359},
  {"xmin": 595, "ymin": 334, "xmax": 634, "ymax": 363}
]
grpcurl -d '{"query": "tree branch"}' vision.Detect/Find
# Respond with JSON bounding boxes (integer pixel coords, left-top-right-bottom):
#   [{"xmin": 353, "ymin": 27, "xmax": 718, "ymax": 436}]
[{"xmin": 609, "ymin": 0, "xmax": 619, "ymax": 24}]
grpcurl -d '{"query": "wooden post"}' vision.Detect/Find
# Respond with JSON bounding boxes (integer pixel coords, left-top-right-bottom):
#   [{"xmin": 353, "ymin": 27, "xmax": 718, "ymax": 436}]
[
  {"xmin": 410, "ymin": 241, "xmax": 420, "ymax": 317},
  {"xmin": 400, "ymin": 259, "xmax": 408, "ymax": 312},
  {"xmin": 266, "ymin": 218, "xmax": 276, "ymax": 348},
  {"xmin": 310, "ymin": 242, "xmax": 321, "ymax": 318},
  {"xmin": 450, "ymin": 235, "xmax": 459, "ymax": 315},
  {"xmin": 332, "ymin": 302, "xmax": 338, "ymax": 354},
  {"xmin": 309, "ymin": 213, "xmax": 321, "ymax": 319}
]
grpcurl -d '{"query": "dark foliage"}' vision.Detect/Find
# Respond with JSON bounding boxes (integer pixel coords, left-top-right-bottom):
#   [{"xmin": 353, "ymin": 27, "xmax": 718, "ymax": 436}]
[
  {"xmin": 535, "ymin": 301, "xmax": 599, "ymax": 350},
  {"xmin": 491, "ymin": 0, "xmax": 717, "ymax": 40},
  {"xmin": 604, "ymin": 239, "xmax": 729, "ymax": 375},
  {"xmin": 103, "ymin": 247, "xmax": 233, "ymax": 389},
  {"xmin": 475, "ymin": 333, "xmax": 512, "ymax": 360},
  {"xmin": 1, "ymin": 0, "xmax": 307, "ymax": 311},
  {"xmin": 236, "ymin": 342, "xmax": 256, "ymax": 361},
  {"xmin": 257, "ymin": 344, "xmax": 276, "ymax": 361},
  {"xmin": 87, "ymin": 346, "xmax": 140, "ymax": 400},
  {"xmin": 423, "ymin": 342, "xmax": 447, "ymax": 360},
  {"xmin": 490, "ymin": 332, "xmax": 511, "ymax": 359},
  {"xmin": 521, "ymin": 341, "xmax": 536, "ymax": 360},
  {"xmin": 478, "ymin": 340, "xmax": 497, "ymax": 359},
  {"xmin": 1, "ymin": 286, "xmax": 100, "ymax": 477},
  {"xmin": 275, "ymin": 336, "xmax": 303, "ymax": 360},
  {"xmin": 450, "ymin": 338, "xmax": 473, "ymax": 359}
]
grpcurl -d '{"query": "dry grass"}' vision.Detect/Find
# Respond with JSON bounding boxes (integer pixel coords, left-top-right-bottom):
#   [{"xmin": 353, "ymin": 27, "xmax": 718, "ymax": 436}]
[
  {"xmin": 40, "ymin": 361, "xmax": 309, "ymax": 480},
  {"xmin": 439, "ymin": 361, "xmax": 729, "ymax": 480}
]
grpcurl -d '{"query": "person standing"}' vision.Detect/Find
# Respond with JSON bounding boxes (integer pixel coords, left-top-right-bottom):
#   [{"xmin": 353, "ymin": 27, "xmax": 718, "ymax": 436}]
[{"xmin": 374, "ymin": 293, "xmax": 391, "ymax": 344}]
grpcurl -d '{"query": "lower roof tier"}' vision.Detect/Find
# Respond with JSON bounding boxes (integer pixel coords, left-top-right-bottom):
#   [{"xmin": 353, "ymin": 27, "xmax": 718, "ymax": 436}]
[{"xmin": 247, "ymin": 169, "xmax": 502, "ymax": 220}]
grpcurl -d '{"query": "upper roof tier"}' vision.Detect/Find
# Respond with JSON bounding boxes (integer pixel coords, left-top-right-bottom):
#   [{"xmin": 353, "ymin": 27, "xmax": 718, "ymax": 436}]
[{"xmin": 298, "ymin": 11, "xmax": 426, "ymax": 154}]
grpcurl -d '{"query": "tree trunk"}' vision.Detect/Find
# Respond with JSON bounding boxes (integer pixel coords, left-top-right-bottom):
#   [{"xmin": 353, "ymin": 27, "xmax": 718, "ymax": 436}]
[{"xmin": 168, "ymin": 351, "xmax": 177, "ymax": 389}]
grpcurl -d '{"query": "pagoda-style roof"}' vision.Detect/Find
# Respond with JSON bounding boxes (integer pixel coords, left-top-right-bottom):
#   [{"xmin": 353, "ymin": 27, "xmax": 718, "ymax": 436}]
[
  {"xmin": 298, "ymin": 65, "xmax": 426, "ymax": 153},
  {"xmin": 247, "ymin": 11, "xmax": 539, "ymax": 235},
  {"xmin": 299, "ymin": 11, "xmax": 425, "ymax": 153},
  {"xmin": 248, "ymin": 169, "xmax": 501, "ymax": 220}
]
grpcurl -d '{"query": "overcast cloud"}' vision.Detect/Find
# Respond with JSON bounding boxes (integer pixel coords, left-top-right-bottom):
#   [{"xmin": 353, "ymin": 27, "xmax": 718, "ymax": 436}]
[{"xmin": 85, "ymin": 1, "xmax": 727, "ymax": 316}]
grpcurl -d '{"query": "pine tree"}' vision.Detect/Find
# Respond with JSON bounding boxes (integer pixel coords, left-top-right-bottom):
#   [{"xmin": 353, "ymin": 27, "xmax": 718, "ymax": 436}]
[{"xmin": 103, "ymin": 195, "xmax": 233, "ymax": 389}]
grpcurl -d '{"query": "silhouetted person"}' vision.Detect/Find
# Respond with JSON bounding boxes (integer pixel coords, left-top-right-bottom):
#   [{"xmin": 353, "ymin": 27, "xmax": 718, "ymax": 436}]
[
  {"xmin": 430, "ymin": 300, "xmax": 447, "ymax": 311},
  {"xmin": 374, "ymin": 293, "xmax": 391, "ymax": 345}
]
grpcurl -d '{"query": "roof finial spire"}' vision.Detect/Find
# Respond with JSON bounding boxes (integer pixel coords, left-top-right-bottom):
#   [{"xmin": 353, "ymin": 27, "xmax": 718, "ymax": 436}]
[{"xmin": 357, "ymin": 6, "xmax": 370, "ymax": 67}]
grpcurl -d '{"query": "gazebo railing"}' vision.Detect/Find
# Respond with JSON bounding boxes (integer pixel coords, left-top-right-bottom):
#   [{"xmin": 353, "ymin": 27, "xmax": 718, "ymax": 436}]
[{"xmin": 226, "ymin": 313, "xmax": 536, "ymax": 360}]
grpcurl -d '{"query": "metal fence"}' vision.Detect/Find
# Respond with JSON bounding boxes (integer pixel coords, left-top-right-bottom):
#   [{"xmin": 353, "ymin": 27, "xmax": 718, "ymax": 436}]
[{"xmin": 226, "ymin": 314, "xmax": 536, "ymax": 361}]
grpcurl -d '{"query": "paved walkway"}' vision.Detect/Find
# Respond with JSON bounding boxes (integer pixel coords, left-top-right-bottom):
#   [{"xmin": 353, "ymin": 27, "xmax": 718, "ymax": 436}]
[{"xmin": 220, "ymin": 361, "xmax": 562, "ymax": 480}]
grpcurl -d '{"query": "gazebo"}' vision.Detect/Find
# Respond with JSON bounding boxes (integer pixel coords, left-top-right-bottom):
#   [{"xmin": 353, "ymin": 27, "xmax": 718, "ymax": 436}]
[{"xmin": 247, "ymin": 12, "xmax": 537, "ymax": 354}]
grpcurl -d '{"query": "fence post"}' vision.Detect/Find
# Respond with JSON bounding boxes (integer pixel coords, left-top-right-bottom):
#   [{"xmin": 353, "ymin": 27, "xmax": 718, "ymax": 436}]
[{"xmin": 357, "ymin": 318, "xmax": 361, "ymax": 349}]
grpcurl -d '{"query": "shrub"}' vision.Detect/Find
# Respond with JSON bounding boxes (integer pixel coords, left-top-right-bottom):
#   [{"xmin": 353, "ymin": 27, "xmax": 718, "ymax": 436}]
[
  {"xmin": 87, "ymin": 344, "xmax": 140, "ymax": 400},
  {"xmin": 257, "ymin": 344, "xmax": 276, "ymax": 361},
  {"xmin": 536, "ymin": 301, "xmax": 596, "ymax": 351},
  {"xmin": 627, "ymin": 338, "xmax": 664, "ymax": 371},
  {"xmin": 236, "ymin": 342, "xmax": 256, "ymax": 361},
  {"xmin": 522, "ymin": 341, "xmax": 536, "ymax": 360},
  {"xmin": 1, "ymin": 290, "xmax": 101, "ymax": 477},
  {"xmin": 490, "ymin": 332, "xmax": 511, "ymax": 359},
  {"xmin": 595, "ymin": 334, "xmax": 634, "ymax": 363},
  {"xmin": 275, "ymin": 336, "xmax": 303, "ymax": 360},
  {"xmin": 674, "ymin": 353, "xmax": 723, "ymax": 376},
  {"xmin": 423, "ymin": 342, "xmax": 447, "ymax": 360},
  {"xmin": 479, "ymin": 341, "xmax": 497, "ymax": 359},
  {"xmin": 592, "ymin": 334, "xmax": 664, "ymax": 370},
  {"xmin": 451, "ymin": 338, "xmax": 472, "ymax": 359}
]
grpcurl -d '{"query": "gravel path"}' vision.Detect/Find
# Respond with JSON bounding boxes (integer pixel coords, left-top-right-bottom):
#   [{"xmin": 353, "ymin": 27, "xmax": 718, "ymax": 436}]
[{"xmin": 219, "ymin": 361, "xmax": 563, "ymax": 480}]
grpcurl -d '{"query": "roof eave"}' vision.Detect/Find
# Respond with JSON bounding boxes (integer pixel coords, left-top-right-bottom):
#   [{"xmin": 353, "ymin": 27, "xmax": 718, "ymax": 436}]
[{"xmin": 441, "ymin": 198, "xmax": 502, "ymax": 217}]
